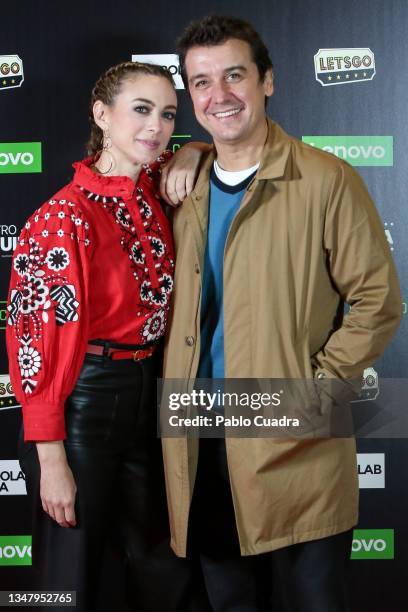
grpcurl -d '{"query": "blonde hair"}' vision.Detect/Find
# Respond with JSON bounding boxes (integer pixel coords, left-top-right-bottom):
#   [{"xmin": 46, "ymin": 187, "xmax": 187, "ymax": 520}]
[{"xmin": 87, "ymin": 61, "xmax": 175, "ymax": 156}]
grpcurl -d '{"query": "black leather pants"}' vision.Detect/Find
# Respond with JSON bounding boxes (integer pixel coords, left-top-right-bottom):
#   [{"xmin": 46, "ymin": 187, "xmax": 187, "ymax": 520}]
[{"xmin": 19, "ymin": 353, "xmax": 199, "ymax": 612}]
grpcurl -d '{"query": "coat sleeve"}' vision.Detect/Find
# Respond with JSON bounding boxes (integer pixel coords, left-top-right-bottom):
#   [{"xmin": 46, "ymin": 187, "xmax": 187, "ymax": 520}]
[
  {"xmin": 5, "ymin": 197, "xmax": 92, "ymax": 441},
  {"xmin": 311, "ymin": 162, "xmax": 402, "ymax": 381}
]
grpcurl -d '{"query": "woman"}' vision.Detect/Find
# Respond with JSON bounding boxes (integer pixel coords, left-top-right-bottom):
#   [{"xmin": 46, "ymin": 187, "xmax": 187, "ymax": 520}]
[{"xmin": 6, "ymin": 61, "xmax": 207, "ymax": 611}]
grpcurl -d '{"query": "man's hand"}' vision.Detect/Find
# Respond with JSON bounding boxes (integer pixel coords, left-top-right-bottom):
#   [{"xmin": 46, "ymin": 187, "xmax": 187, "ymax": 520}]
[
  {"xmin": 160, "ymin": 142, "xmax": 212, "ymax": 206},
  {"xmin": 36, "ymin": 441, "xmax": 77, "ymax": 528}
]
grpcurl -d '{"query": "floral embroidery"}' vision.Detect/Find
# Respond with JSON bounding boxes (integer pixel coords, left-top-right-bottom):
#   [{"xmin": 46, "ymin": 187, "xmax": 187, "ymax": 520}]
[
  {"xmin": 20, "ymin": 273, "xmax": 49, "ymax": 314},
  {"xmin": 161, "ymin": 274, "xmax": 173, "ymax": 294},
  {"xmin": 150, "ymin": 288, "xmax": 167, "ymax": 306},
  {"xmin": 131, "ymin": 241, "xmax": 145, "ymax": 264},
  {"xmin": 80, "ymin": 156, "xmax": 174, "ymax": 344},
  {"xmin": 151, "ymin": 237, "xmax": 164, "ymax": 258},
  {"xmin": 140, "ymin": 200, "xmax": 152, "ymax": 219},
  {"xmin": 142, "ymin": 310, "xmax": 166, "ymax": 342},
  {"xmin": 7, "ymin": 203, "xmax": 89, "ymax": 395},
  {"xmin": 18, "ymin": 344, "xmax": 42, "ymax": 379},
  {"xmin": 140, "ymin": 280, "xmax": 151, "ymax": 301},
  {"xmin": 116, "ymin": 207, "xmax": 131, "ymax": 228},
  {"xmin": 46, "ymin": 247, "xmax": 70, "ymax": 271},
  {"xmin": 14, "ymin": 254, "xmax": 29, "ymax": 277}
]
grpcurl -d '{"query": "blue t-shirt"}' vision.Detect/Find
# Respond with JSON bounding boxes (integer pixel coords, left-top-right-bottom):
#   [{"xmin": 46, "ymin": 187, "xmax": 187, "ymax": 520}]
[{"xmin": 197, "ymin": 166, "xmax": 256, "ymax": 378}]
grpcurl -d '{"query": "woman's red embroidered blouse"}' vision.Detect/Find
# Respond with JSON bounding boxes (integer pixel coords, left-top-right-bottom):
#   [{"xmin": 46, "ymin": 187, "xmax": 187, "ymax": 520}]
[{"xmin": 6, "ymin": 154, "xmax": 175, "ymax": 441}]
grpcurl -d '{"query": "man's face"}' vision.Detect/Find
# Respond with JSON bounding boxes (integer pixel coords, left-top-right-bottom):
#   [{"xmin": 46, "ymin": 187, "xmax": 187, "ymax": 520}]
[{"xmin": 185, "ymin": 38, "xmax": 273, "ymax": 148}]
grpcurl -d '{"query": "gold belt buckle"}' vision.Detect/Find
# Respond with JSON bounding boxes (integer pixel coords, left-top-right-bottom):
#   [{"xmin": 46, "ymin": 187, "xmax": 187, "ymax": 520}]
[{"xmin": 133, "ymin": 350, "xmax": 142, "ymax": 362}]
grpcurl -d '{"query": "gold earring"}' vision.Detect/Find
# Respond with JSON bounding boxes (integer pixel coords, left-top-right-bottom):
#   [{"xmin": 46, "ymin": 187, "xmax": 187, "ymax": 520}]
[
  {"xmin": 103, "ymin": 133, "xmax": 112, "ymax": 151},
  {"xmin": 96, "ymin": 130, "xmax": 115, "ymax": 174}
]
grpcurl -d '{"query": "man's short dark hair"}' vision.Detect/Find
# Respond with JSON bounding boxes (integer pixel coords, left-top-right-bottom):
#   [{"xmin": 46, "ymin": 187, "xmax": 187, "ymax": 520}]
[{"xmin": 177, "ymin": 15, "xmax": 274, "ymax": 88}]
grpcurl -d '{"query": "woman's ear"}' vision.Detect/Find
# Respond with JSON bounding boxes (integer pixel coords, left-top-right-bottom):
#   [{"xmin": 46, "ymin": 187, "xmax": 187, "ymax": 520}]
[{"xmin": 93, "ymin": 100, "xmax": 109, "ymax": 131}]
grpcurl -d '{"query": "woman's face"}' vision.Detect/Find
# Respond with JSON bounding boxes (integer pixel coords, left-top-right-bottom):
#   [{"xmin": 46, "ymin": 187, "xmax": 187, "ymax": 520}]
[{"xmin": 97, "ymin": 74, "xmax": 177, "ymax": 167}]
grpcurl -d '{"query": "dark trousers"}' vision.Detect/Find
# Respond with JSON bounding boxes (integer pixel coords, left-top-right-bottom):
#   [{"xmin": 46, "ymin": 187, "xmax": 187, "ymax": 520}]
[
  {"xmin": 189, "ymin": 439, "xmax": 353, "ymax": 612},
  {"xmin": 19, "ymin": 353, "xmax": 203, "ymax": 612}
]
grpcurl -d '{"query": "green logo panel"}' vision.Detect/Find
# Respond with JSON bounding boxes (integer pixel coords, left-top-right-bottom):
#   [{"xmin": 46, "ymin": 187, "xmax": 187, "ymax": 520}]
[
  {"xmin": 351, "ymin": 529, "xmax": 394, "ymax": 559},
  {"xmin": 0, "ymin": 535, "xmax": 32, "ymax": 565},
  {"xmin": 0, "ymin": 299, "xmax": 7, "ymax": 330},
  {"xmin": 170, "ymin": 134, "xmax": 192, "ymax": 153},
  {"xmin": 0, "ymin": 142, "xmax": 42, "ymax": 173},
  {"xmin": 302, "ymin": 136, "xmax": 393, "ymax": 166}
]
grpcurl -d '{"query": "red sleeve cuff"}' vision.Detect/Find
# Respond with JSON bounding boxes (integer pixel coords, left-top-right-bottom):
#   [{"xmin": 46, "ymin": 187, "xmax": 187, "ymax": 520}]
[{"xmin": 22, "ymin": 402, "xmax": 66, "ymax": 441}]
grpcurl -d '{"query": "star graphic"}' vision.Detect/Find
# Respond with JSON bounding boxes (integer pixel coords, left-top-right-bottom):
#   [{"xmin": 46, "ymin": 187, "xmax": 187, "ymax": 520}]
[
  {"xmin": 363, "ymin": 72, "xmax": 367, "ymax": 77},
  {"xmin": 11, "ymin": 79, "xmax": 15, "ymax": 84},
  {"xmin": 327, "ymin": 76, "xmax": 332, "ymax": 81},
  {"xmin": 336, "ymin": 75, "xmax": 341, "ymax": 80},
  {"xmin": 345, "ymin": 74, "xmax": 350, "ymax": 79},
  {"xmin": 2, "ymin": 80, "xmax": 6, "ymax": 86},
  {"xmin": 354, "ymin": 73, "xmax": 358, "ymax": 78}
]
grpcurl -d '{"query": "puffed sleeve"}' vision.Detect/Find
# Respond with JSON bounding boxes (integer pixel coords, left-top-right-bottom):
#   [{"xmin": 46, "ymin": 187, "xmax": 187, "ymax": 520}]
[{"xmin": 6, "ymin": 197, "xmax": 92, "ymax": 441}]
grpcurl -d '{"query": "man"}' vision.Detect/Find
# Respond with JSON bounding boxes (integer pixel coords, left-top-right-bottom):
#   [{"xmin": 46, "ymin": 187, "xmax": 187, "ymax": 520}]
[{"xmin": 161, "ymin": 15, "xmax": 401, "ymax": 611}]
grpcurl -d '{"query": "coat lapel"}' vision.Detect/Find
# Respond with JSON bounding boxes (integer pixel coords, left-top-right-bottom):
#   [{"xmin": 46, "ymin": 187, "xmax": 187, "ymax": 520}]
[{"xmin": 185, "ymin": 149, "xmax": 214, "ymax": 264}]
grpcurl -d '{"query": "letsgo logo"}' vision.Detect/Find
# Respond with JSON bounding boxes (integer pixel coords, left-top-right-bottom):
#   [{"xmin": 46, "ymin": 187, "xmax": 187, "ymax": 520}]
[
  {"xmin": 0, "ymin": 460, "xmax": 26, "ymax": 495},
  {"xmin": 357, "ymin": 453, "xmax": 385, "ymax": 489},
  {"xmin": 0, "ymin": 536, "xmax": 32, "ymax": 566},
  {"xmin": 353, "ymin": 367, "xmax": 379, "ymax": 402},
  {"xmin": 0, "ymin": 374, "xmax": 20, "ymax": 410},
  {"xmin": 0, "ymin": 55, "xmax": 24, "ymax": 91},
  {"xmin": 351, "ymin": 529, "xmax": 394, "ymax": 559},
  {"xmin": 131, "ymin": 54, "xmax": 184, "ymax": 89},
  {"xmin": 0, "ymin": 142, "xmax": 42, "ymax": 173},
  {"xmin": 314, "ymin": 48, "xmax": 375, "ymax": 86},
  {"xmin": 302, "ymin": 136, "xmax": 393, "ymax": 166}
]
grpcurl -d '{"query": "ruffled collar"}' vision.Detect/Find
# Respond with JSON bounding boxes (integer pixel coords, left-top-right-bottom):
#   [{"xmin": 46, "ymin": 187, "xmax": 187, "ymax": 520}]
[{"xmin": 72, "ymin": 152, "xmax": 171, "ymax": 200}]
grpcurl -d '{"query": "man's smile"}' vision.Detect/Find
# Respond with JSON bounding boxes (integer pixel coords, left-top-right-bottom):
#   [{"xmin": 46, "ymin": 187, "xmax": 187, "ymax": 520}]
[{"xmin": 210, "ymin": 107, "xmax": 244, "ymax": 120}]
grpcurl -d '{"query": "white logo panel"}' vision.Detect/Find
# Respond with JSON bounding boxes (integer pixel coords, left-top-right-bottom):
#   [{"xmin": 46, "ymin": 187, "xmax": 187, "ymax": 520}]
[
  {"xmin": 132, "ymin": 54, "xmax": 184, "ymax": 89},
  {"xmin": 357, "ymin": 453, "xmax": 385, "ymax": 488},
  {"xmin": 0, "ymin": 460, "xmax": 27, "ymax": 495}
]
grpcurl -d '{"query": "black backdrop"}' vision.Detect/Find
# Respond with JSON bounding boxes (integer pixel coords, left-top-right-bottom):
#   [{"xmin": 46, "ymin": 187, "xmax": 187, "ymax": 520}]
[{"xmin": 1, "ymin": 1, "xmax": 407, "ymax": 610}]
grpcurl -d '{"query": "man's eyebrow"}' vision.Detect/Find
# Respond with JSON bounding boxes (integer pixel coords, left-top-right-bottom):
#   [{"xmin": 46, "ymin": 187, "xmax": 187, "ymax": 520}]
[
  {"xmin": 225, "ymin": 65, "xmax": 247, "ymax": 73},
  {"xmin": 188, "ymin": 73, "xmax": 207, "ymax": 85},
  {"xmin": 188, "ymin": 65, "xmax": 247, "ymax": 84}
]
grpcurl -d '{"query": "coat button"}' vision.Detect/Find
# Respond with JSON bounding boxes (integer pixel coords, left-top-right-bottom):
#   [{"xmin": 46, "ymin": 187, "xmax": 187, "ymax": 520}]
[
  {"xmin": 185, "ymin": 336, "xmax": 195, "ymax": 347},
  {"xmin": 316, "ymin": 372, "xmax": 326, "ymax": 380},
  {"xmin": 194, "ymin": 264, "xmax": 200, "ymax": 274}
]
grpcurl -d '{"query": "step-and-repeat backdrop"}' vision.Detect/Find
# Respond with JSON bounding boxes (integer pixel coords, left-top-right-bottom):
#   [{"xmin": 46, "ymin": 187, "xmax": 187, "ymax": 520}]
[{"xmin": 1, "ymin": 0, "xmax": 407, "ymax": 610}]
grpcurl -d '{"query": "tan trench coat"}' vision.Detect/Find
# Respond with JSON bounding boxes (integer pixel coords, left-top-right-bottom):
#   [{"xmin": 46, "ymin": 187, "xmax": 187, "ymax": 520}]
[{"xmin": 162, "ymin": 118, "xmax": 401, "ymax": 557}]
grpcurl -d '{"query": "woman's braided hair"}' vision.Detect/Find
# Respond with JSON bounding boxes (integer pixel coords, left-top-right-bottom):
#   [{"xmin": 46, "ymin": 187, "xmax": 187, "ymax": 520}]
[{"xmin": 87, "ymin": 61, "xmax": 175, "ymax": 157}]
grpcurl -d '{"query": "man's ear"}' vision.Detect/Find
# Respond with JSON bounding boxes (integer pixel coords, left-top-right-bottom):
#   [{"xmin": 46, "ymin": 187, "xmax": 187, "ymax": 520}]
[
  {"xmin": 263, "ymin": 69, "xmax": 274, "ymax": 98},
  {"xmin": 93, "ymin": 100, "xmax": 109, "ymax": 131}
]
